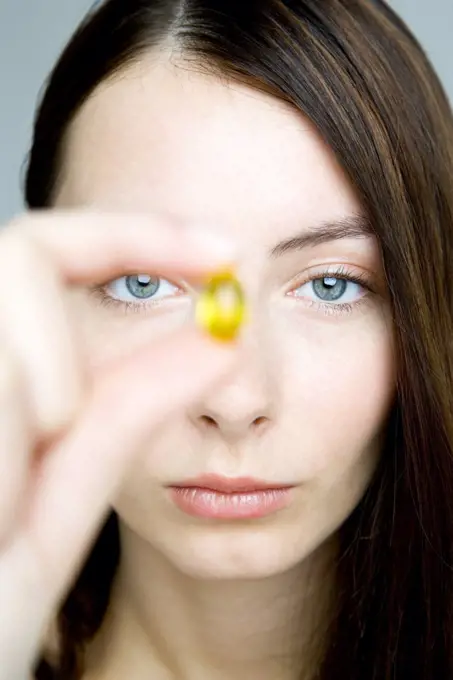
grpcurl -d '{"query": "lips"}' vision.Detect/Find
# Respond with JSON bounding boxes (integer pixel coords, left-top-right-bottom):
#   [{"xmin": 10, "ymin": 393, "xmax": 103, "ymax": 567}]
[
  {"xmin": 170, "ymin": 474, "xmax": 293, "ymax": 494},
  {"xmin": 167, "ymin": 475, "xmax": 293, "ymax": 520}
]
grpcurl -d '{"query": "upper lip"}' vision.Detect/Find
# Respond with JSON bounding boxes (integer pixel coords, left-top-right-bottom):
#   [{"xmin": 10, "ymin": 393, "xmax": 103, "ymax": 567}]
[{"xmin": 170, "ymin": 474, "xmax": 293, "ymax": 494}]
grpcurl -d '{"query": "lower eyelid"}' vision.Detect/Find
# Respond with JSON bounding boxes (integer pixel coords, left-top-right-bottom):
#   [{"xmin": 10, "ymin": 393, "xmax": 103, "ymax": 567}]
[
  {"xmin": 90, "ymin": 288, "xmax": 189, "ymax": 316},
  {"xmin": 297, "ymin": 296, "xmax": 371, "ymax": 319}
]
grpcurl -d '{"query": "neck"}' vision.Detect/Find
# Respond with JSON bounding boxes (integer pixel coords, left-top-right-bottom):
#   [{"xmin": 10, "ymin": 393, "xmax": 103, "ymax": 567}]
[{"xmin": 84, "ymin": 525, "xmax": 337, "ymax": 680}]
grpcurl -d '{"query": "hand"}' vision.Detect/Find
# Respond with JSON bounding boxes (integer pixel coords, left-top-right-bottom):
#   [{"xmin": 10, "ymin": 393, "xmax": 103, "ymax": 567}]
[{"xmin": 0, "ymin": 210, "xmax": 237, "ymax": 678}]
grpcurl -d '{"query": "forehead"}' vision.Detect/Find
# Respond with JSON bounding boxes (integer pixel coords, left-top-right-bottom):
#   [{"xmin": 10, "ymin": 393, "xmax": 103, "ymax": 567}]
[{"xmin": 56, "ymin": 56, "xmax": 362, "ymax": 242}]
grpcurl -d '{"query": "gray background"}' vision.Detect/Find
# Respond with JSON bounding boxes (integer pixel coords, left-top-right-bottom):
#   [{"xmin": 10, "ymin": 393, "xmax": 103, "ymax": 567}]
[{"xmin": 0, "ymin": 0, "xmax": 451, "ymax": 223}]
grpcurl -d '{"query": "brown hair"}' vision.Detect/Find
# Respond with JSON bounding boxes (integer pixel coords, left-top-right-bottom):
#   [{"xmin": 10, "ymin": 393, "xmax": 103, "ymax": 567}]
[{"xmin": 25, "ymin": 1, "xmax": 453, "ymax": 678}]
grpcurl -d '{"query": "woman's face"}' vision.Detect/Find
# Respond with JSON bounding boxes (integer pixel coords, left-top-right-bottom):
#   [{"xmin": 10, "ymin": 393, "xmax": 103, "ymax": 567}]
[{"xmin": 55, "ymin": 56, "xmax": 396, "ymax": 579}]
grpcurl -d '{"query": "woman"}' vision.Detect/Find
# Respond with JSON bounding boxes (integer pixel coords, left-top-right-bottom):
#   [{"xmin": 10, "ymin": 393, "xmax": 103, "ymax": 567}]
[{"xmin": 1, "ymin": 0, "xmax": 452, "ymax": 678}]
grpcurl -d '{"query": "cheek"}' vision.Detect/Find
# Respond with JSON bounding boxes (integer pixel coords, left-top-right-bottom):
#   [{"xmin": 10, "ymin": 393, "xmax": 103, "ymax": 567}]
[
  {"xmin": 280, "ymin": 313, "xmax": 396, "ymax": 475},
  {"xmin": 69, "ymin": 291, "xmax": 192, "ymax": 371}
]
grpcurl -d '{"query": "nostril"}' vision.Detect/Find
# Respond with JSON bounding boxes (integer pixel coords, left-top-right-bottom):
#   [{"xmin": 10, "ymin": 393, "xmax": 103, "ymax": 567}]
[
  {"xmin": 198, "ymin": 415, "xmax": 269, "ymax": 431},
  {"xmin": 253, "ymin": 417, "xmax": 270, "ymax": 434},
  {"xmin": 200, "ymin": 415, "xmax": 218, "ymax": 428}
]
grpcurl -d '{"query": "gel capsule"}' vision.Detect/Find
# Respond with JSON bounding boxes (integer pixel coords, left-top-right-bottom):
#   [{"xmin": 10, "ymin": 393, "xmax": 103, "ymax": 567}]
[{"xmin": 195, "ymin": 269, "xmax": 247, "ymax": 342}]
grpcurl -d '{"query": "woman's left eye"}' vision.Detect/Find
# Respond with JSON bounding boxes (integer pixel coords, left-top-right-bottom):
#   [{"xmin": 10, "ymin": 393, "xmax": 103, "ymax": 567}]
[{"xmin": 288, "ymin": 268, "xmax": 371, "ymax": 315}]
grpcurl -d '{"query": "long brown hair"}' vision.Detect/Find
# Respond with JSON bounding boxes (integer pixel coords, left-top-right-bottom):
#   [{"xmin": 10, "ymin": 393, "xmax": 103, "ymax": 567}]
[{"xmin": 25, "ymin": 1, "xmax": 453, "ymax": 678}]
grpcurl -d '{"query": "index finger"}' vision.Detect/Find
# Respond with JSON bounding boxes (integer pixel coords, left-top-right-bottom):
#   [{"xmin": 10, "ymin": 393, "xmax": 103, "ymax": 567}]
[{"xmin": 7, "ymin": 209, "xmax": 237, "ymax": 283}]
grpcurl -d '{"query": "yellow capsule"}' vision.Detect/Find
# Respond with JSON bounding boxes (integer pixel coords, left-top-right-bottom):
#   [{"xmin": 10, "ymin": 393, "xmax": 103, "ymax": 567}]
[{"xmin": 195, "ymin": 269, "xmax": 247, "ymax": 342}]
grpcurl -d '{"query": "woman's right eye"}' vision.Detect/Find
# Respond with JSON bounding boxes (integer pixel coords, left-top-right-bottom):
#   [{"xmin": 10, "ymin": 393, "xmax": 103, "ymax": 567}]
[
  {"xmin": 90, "ymin": 274, "xmax": 184, "ymax": 313},
  {"xmin": 108, "ymin": 274, "xmax": 181, "ymax": 301}
]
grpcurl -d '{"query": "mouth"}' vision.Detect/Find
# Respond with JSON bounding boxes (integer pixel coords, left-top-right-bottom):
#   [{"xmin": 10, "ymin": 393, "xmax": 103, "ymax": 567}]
[{"xmin": 167, "ymin": 474, "xmax": 294, "ymax": 520}]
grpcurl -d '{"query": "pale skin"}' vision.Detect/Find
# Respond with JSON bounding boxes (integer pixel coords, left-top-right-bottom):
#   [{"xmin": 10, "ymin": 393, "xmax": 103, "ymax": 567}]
[{"xmin": 0, "ymin": 52, "xmax": 396, "ymax": 680}]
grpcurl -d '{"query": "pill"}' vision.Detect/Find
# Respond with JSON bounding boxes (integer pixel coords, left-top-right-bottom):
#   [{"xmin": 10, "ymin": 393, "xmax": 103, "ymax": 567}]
[{"xmin": 195, "ymin": 269, "xmax": 247, "ymax": 342}]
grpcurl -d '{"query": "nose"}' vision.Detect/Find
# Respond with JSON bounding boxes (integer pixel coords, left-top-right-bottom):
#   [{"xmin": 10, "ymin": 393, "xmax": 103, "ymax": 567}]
[{"xmin": 188, "ymin": 342, "xmax": 276, "ymax": 442}]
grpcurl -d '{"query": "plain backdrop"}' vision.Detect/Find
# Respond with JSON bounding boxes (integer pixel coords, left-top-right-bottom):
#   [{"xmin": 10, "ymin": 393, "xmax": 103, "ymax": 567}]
[{"xmin": 0, "ymin": 0, "xmax": 452, "ymax": 222}]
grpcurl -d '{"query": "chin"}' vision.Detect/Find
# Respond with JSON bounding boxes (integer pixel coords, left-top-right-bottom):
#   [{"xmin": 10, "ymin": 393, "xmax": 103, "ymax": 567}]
[
  {"xmin": 115, "ymin": 491, "xmax": 342, "ymax": 581},
  {"xmin": 151, "ymin": 522, "xmax": 326, "ymax": 580}
]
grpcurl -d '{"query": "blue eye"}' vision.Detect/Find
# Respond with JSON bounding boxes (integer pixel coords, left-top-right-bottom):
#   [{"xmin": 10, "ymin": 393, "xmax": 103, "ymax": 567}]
[
  {"xmin": 287, "ymin": 266, "xmax": 374, "ymax": 316},
  {"xmin": 104, "ymin": 275, "xmax": 181, "ymax": 304},
  {"xmin": 293, "ymin": 276, "xmax": 364, "ymax": 304}
]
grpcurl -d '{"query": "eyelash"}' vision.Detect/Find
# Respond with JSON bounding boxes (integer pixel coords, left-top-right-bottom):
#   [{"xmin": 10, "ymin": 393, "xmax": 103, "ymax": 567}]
[
  {"xmin": 287, "ymin": 265, "xmax": 375, "ymax": 317},
  {"xmin": 89, "ymin": 265, "xmax": 375, "ymax": 317}
]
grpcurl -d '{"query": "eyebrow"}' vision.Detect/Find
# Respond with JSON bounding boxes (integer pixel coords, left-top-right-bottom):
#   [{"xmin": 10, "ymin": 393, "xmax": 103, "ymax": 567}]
[{"xmin": 269, "ymin": 214, "xmax": 374, "ymax": 258}]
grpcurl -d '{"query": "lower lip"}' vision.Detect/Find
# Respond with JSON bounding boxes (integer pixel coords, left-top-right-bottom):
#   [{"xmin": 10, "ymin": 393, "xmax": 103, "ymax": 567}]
[{"xmin": 169, "ymin": 487, "xmax": 292, "ymax": 519}]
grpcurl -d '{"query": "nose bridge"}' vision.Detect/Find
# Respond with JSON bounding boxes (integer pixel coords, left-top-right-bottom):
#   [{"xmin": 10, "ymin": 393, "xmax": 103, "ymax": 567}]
[{"xmin": 189, "ymin": 324, "xmax": 278, "ymax": 437}]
